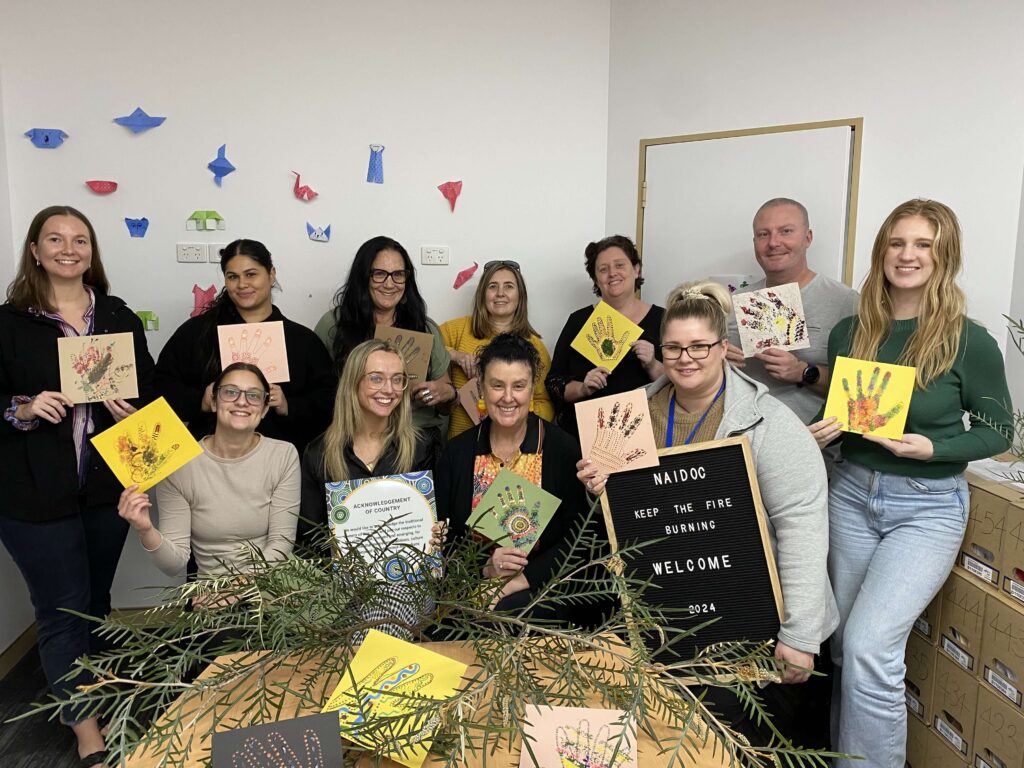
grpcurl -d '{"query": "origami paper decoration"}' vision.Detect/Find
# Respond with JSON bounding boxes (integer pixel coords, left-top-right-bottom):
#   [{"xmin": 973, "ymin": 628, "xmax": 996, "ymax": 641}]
[
  {"xmin": 191, "ymin": 284, "xmax": 216, "ymax": 318},
  {"xmin": 326, "ymin": 471, "xmax": 438, "ymax": 583},
  {"xmin": 734, "ymin": 281, "xmax": 810, "ymax": 358},
  {"xmin": 453, "ymin": 262, "xmax": 479, "ymax": 289},
  {"xmin": 217, "ymin": 321, "xmax": 290, "ymax": 383},
  {"xmin": 323, "ymin": 629, "xmax": 467, "ymax": 768},
  {"xmin": 471, "ymin": 469, "xmax": 560, "ymax": 553},
  {"xmin": 24, "ymin": 129, "xmax": 67, "ymax": 148},
  {"xmin": 366, "ymin": 144, "xmax": 385, "ymax": 184},
  {"xmin": 374, "ymin": 325, "xmax": 433, "ymax": 386},
  {"xmin": 519, "ymin": 706, "xmax": 636, "ymax": 768},
  {"xmin": 306, "ymin": 223, "xmax": 331, "ymax": 242},
  {"xmin": 135, "ymin": 311, "xmax": 159, "ymax": 331},
  {"xmin": 58, "ymin": 332, "xmax": 139, "ymax": 404},
  {"xmin": 124, "ymin": 218, "xmax": 149, "ymax": 238},
  {"xmin": 85, "ymin": 180, "xmax": 118, "ymax": 194},
  {"xmin": 185, "ymin": 210, "xmax": 225, "ymax": 231},
  {"xmin": 292, "ymin": 171, "xmax": 318, "ymax": 201},
  {"xmin": 575, "ymin": 390, "xmax": 659, "ymax": 476},
  {"xmin": 824, "ymin": 356, "xmax": 916, "ymax": 440},
  {"xmin": 91, "ymin": 397, "xmax": 203, "ymax": 492},
  {"xmin": 437, "ymin": 180, "xmax": 463, "ymax": 212},
  {"xmin": 208, "ymin": 144, "xmax": 235, "ymax": 186},
  {"xmin": 211, "ymin": 712, "xmax": 343, "ymax": 768},
  {"xmin": 113, "ymin": 107, "xmax": 166, "ymax": 134},
  {"xmin": 570, "ymin": 301, "xmax": 644, "ymax": 372}
]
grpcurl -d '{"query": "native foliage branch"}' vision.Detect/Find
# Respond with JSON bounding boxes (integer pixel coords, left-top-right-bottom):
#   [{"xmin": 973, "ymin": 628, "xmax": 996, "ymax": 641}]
[
  {"xmin": 994, "ymin": 316, "xmax": 1024, "ymax": 481},
  {"xmin": 18, "ymin": 502, "xmax": 837, "ymax": 767}
]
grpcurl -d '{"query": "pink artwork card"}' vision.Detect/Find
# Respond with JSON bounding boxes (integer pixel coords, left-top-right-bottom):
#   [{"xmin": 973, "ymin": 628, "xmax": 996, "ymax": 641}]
[
  {"xmin": 217, "ymin": 321, "xmax": 290, "ymax": 383},
  {"xmin": 575, "ymin": 389, "xmax": 659, "ymax": 476},
  {"xmin": 519, "ymin": 705, "xmax": 636, "ymax": 768}
]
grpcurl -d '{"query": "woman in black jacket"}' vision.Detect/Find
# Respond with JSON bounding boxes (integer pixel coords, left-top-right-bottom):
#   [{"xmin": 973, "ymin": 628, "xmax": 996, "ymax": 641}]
[
  {"xmin": 0, "ymin": 206, "xmax": 154, "ymax": 765},
  {"xmin": 155, "ymin": 239, "xmax": 336, "ymax": 456}
]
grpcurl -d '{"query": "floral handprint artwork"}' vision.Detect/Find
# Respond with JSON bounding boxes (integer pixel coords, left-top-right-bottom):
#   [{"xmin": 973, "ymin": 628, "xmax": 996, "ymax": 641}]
[
  {"xmin": 218, "ymin": 321, "xmax": 290, "ymax": 383},
  {"xmin": 570, "ymin": 301, "xmax": 643, "ymax": 372},
  {"xmin": 519, "ymin": 706, "xmax": 636, "ymax": 768},
  {"xmin": 575, "ymin": 390, "xmax": 660, "ymax": 476},
  {"xmin": 115, "ymin": 422, "xmax": 181, "ymax": 485},
  {"xmin": 58, "ymin": 332, "xmax": 138, "ymax": 403},
  {"xmin": 733, "ymin": 283, "xmax": 810, "ymax": 358},
  {"xmin": 555, "ymin": 719, "xmax": 633, "ymax": 768},
  {"xmin": 823, "ymin": 356, "xmax": 915, "ymax": 440}
]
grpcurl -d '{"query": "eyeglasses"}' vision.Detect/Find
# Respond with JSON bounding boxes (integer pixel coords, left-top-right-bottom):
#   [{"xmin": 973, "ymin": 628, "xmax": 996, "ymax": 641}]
[
  {"xmin": 364, "ymin": 372, "xmax": 412, "ymax": 391},
  {"xmin": 369, "ymin": 269, "xmax": 410, "ymax": 284},
  {"xmin": 216, "ymin": 385, "xmax": 269, "ymax": 405},
  {"xmin": 483, "ymin": 260, "xmax": 520, "ymax": 272},
  {"xmin": 660, "ymin": 340, "xmax": 724, "ymax": 361}
]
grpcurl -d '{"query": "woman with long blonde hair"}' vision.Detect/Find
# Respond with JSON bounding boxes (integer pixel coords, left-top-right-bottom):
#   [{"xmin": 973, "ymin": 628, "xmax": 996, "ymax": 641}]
[{"xmin": 809, "ymin": 199, "xmax": 1012, "ymax": 767}]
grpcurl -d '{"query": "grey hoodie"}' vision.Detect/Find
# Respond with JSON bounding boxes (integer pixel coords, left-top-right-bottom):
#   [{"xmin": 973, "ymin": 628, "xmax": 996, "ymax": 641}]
[{"xmin": 647, "ymin": 363, "xmax": 839, "ymax": 654}]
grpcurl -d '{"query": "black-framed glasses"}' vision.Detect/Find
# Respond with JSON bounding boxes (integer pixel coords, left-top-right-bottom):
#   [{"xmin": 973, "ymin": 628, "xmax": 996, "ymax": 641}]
[
  {"xmin": 216, "ymin": 385, "xmax": 269, "ymax": 405},
  {"xmin": 483, "ymin": 260, "xmax": 520, "ymax": 272},
  {"xmin": 660, "ymin": 340, "xmax": 724, "ymax": 361},
  {"xmin": 364, "ymin": 372, "xmax": 412, "ymax": 391},
  {"xmin": 369, "ymin": 269, "xmax": 410, "ymax": 284}
]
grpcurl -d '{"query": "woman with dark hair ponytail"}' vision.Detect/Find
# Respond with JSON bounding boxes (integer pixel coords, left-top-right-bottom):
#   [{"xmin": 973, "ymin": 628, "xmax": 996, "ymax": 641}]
[
  {"xmin": 156, "ymin": 239, "xmax": 336, "ymax": 455},
  {"xmin": 314, "ymin": 236, "xmax": 454, "ymax": 441}
]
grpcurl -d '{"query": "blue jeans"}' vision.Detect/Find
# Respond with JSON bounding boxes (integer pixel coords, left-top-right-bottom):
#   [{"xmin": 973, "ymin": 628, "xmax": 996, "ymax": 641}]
[
  {"xmin": 0, "ymin": 502, "xmax": 128, "ymax": 724},
  {"xmin": 828, "ymin": 459, "xmax": 968, "ymax": 768}
]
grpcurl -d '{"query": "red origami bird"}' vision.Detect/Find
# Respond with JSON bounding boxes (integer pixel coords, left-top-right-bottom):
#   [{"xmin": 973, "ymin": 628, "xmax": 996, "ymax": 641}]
[
  {"xmin": 453, "ymin": 262, "xmax": 479, "ymax": 289},
  {"xmin": 438, "ymin": 180, "xmax": 463, "ymax": 212},
  {"xmin": 292, "ymin": 171, "xmax": 318, "ymax": 202}
]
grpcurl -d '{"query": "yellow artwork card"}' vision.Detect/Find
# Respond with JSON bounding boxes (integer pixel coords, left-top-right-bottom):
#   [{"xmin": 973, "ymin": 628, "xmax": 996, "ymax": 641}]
[
  {"xmin": 90, "ymin": 397, "xmax": 203, "ymax": 492},
  {"xmin": 824, "ymin": 356, "xmax": 916, "ymax": 440},
  {"xmin": 322, "ymin": 629, "xmax": 468, "ymax": 768},
  {"xmin": 57, "ymin": 332, "xmax": 139, "ymax": 404},
  {"xmin": 569, "ymin": 301, "xmax": 644, "ymax": 372}
]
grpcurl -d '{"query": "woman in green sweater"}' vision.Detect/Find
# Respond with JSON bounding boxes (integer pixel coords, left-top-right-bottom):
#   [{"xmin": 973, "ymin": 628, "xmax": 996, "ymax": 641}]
[{"xmin": 809, "ymin": 199, "xmax": 1012, "ymax": 767}]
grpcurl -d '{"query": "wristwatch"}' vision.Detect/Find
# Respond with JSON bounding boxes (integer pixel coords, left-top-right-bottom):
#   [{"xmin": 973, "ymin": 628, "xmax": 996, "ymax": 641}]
[{"xmin": 797, "ymin": 364, "xmax": 820, "ymax": 388}]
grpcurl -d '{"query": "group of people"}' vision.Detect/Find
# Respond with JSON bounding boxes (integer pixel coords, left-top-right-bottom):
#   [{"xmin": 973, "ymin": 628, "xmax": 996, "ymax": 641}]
[{"xmin": 0, "ymin": 197, "xmax": 1011, "ymax": 768}]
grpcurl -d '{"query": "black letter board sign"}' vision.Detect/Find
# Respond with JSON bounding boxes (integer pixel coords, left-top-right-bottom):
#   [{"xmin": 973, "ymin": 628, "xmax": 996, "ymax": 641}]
[{"xmin": 600, "ymin": 436, "xmax": 783, "ymax": 663}]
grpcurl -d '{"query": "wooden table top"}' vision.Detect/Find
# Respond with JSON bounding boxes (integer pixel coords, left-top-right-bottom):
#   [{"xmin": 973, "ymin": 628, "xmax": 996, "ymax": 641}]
[{"xmin": 123, "ymin": 639, "xmax": 729, "ymax": 768}]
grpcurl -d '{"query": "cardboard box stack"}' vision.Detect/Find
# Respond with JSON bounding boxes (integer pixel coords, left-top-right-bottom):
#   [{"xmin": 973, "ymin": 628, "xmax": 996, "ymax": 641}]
[{"xmin": 903, "ymin": 470, "xmax": 1024, "ymax": 767}]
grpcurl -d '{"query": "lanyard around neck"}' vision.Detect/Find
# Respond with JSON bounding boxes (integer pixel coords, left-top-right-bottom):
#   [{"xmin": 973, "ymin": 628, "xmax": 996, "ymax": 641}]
[{"xmin": 665, "ymin": 378, "xmax": 726, "ymax": 448}]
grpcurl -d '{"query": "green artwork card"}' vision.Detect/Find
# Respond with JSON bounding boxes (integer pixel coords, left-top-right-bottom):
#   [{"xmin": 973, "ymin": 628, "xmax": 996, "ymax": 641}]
[{"xmin": 469, "ymin": 469, "xmax": 561, "ymax": 553}]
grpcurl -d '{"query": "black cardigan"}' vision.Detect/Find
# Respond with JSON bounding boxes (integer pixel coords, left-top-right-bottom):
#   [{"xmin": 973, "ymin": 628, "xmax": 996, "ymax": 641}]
[
  {"xmin": 154, "ymin": 304, "xmax": 336, "ymax": 455},
  {"xmin": 0, "ymin": 294, "xmax": 156, "ymax": 522},
  {"xmin": 434, "ymin": 414, "xmax": 587, "ymax": 591}
]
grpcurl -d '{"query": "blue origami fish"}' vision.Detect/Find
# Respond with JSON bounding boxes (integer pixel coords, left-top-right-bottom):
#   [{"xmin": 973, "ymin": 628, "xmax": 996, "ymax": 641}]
[
  {"xmin": 25, "ymin": 129, "xmax": 68, "ymax": 148},
  {"xmin": 306, "ymin": 223, "xmax": 331, "ymax": 242},
  {"xmin": 207, "ymin": 144, "xmax": 235, "ymax": 186},
  {"xmin": 113, "ymin": 107, "xmax": 166, "ymax": 134},
  {"xmin": 125, "ymin": 217, "xmax": 150, "ymax": 238}
]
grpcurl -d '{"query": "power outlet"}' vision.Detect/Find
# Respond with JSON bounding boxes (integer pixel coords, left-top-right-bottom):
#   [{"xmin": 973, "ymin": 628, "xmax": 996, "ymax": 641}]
[
  {"xmin": 420, "ymin": 245, "xmax": 450, "ymax": 266},
  {"xmin": 208, "ymin": 243, "xmax": 229, "ymax": 262},
  {"xmin": 176, "ymin": 243, "xmax": 207, "ymax": 263}
]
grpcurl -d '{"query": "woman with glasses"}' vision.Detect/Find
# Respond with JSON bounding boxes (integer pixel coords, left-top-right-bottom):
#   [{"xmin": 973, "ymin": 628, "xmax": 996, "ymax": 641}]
[
  {"xmin": 300, "ymin": 339, "xmax": 438, "ymax": 535},
  {"xmin": 436, "ymin": 333, "xmax": 586, "ymax": 614},
  {"xmin": 315, "ymin": 236, "xmax": 455, "ymax": 441},
  {"xmin": 118, "ymin": 362, "xmax": 300, "ymax": 578},
  {"xmin": 440, "ymin": 260, "xmax": 553, "ymax": 438},
  {"xmin": 578, "ymin": 281, "xmax": 836, "ymax": 747},
  {"xmin": 546, "ymin": 235, "xmax": 665, "ymax": 436},
  {"xmin": 155, "ymin": 239, "xmax": 336, "ymax": 456}
]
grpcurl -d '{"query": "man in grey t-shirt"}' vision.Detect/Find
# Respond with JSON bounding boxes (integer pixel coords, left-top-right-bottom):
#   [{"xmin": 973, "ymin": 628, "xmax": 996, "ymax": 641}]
[{"xmin": 726, "ymin": 198, "xmax": 859, "ymax": 425}]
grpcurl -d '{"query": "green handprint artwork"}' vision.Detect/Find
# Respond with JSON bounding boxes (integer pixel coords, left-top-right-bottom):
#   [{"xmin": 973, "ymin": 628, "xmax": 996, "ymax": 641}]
[
  {"xmin": 843, "ymin": 367, "xmax": 904, "ymax": 433},
  {"xmin": 570, "ymin": 301, "xmax": 643, "ymax": 371},
  {"xmin": 586, "ymin": 317, "xmax": 631, "ymax": 362},
  {"xmin": 471, "ymin": 469, "xmax": 560, "ymax": 553}
]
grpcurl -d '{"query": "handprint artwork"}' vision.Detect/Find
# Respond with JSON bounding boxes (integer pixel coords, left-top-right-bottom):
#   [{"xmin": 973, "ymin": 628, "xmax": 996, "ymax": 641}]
[
  {"xmin": 519, "ymin": 706, "xmax": 636, "ymax": 768},
  {"xmin": 91, "ymin": 397, "xmax": 203, "ymax": 492},
  {"xmin": 322, "ymin": 629, "xmax": 467, "ymax": 768},
  {"xmin": 472, "ymin": 469, "xmax": 560, "ymax": 553},
  {"xmin": 211, "ymin": 711, "xmax": 342, "ymax": 768},
  {"xmin": 218, "ymin": 321, "xmax": 290, "ymax": 383},
  {"xmin": 824, "ymin": 356, "xmax": 915, "ymax": 439},
  {"xmin": 374, "ymin": 325, "xmax": 434, "ymax": 385},
  {"xmin": 575, "ymin": 391, "xmax": 659, "ymax": 476},
  {"xmin": 58, "ymin": 332, "xmax": 138, "ymax": 403},
  {"xmin": 733, "ymin": 282, "xmax": 810, "ymax": 358},
  {"xmin": 570, "ymin": 301, "xmax": 643, "ymax": 372}
]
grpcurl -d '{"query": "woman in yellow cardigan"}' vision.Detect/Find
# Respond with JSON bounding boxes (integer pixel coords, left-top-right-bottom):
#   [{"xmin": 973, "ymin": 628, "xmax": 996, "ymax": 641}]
[{"xmin": 440, "ymin": 261, "xmax": 554, "ymax": 437}]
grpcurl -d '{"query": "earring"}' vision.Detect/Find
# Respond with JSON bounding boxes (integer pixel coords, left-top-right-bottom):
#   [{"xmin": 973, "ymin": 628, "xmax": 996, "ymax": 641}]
[{"xmin": 35, "ymin": 260, "xmax": 41, "ymax": 267}]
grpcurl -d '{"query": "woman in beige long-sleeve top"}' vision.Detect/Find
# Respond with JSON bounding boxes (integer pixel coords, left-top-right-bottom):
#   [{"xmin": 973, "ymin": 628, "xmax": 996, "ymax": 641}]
[{"xmin": 118, "ymin": 362, "xmax": 300, "ymax": 577}]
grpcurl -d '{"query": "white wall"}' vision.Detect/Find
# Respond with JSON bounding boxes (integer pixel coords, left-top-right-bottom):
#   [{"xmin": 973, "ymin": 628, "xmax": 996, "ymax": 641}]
[
  {"xmin": 605, "ymin": 0, "xmax": 1024, "ymax": 343},
  {"xmin": 0, "ymin": 0, "xmax": 611, "ymax": 648}
]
